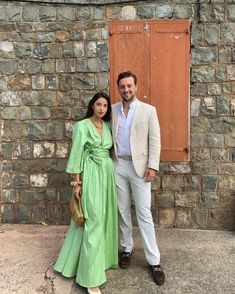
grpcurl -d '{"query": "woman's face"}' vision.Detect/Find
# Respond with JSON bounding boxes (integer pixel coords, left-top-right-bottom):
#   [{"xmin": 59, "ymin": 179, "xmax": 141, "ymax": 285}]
[{"xmin": 92, "ymin": 97, "xmax": 108, "ymax": 119}]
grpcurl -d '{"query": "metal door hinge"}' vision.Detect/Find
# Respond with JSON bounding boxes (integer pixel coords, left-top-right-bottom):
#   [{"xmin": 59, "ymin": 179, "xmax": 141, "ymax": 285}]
[{"xmin": 143, "ymin": 22, "xmax": 149, "ymax": 30}]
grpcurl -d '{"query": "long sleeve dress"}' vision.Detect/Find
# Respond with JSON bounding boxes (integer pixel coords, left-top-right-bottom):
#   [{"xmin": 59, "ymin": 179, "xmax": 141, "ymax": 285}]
[{"xmin": 54, "ymin": 118, "xmax": 118, "ymax": 288}]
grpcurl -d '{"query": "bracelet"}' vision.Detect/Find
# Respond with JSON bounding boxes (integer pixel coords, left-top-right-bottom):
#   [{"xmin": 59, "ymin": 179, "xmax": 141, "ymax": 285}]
[{"xmin": 71, "ymin": 181, "xmax": 82, "ymax": 187}]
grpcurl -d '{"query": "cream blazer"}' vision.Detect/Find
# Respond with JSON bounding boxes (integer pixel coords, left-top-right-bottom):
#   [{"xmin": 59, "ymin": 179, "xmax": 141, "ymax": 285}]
[{"xmin": 111, "ymin": 99, "xmax": 161, "ymax": 178}]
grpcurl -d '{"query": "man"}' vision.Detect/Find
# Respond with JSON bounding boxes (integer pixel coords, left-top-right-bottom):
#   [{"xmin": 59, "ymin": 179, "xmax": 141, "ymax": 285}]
[{"xmin": 111, "ymin": 71, "xmax": 165, "ymax": 286}]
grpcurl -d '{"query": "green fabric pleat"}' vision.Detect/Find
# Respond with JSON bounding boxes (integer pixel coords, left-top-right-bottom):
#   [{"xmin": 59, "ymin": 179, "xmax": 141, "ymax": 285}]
[{"xmin": 54, "ymin": 119, "xmax": 118, "ymax": 288}]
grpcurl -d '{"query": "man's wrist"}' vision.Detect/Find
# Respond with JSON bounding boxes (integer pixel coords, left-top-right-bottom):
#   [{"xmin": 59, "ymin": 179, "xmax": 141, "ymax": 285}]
[{"xmin": 147, "ymin": 167, "xmax": 158, "ymax": 172}]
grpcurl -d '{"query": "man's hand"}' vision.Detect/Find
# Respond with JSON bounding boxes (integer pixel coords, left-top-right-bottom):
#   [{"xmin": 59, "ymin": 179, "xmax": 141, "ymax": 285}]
[{"xmin": 144, "ymin": 167, "xmax": 156, "ymax": 182}]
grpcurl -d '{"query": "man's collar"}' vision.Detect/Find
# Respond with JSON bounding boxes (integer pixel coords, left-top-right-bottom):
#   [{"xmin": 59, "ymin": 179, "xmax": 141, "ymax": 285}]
[{"xmin": 121, "ymin": 98, "xmax": 137, "ymax": 110}]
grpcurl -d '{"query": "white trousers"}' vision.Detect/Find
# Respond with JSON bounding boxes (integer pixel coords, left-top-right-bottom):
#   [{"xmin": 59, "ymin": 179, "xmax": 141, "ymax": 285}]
[{"xmin": 115, "ymin": 159, "xmax": 160, "ymax": 265}]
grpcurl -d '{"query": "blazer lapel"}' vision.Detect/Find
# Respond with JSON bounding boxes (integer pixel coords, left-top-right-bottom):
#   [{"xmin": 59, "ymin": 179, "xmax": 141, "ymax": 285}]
[{"xmin": 112, "ymin": 102, "xmax": 122, "ymax": 140}]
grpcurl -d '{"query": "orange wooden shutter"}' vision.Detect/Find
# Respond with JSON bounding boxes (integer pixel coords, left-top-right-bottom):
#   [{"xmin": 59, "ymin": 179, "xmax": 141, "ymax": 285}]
[
  {"xmin": 109, "ymin": 20, "xmax": 190, "ymax": 161},
  {"xmin": 109, "ymin": 21, "xmax": 150, "ymax": 104},
  {"xmin": 150, "ymin": 20, "xmax": 190, "ymax": 161}
]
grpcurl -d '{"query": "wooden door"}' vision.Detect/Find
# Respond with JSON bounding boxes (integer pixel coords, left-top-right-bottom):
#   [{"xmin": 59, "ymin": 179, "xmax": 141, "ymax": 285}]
[
  {"xmin": 150, "ymin": 20, "xmax": 190, "ymax": 161},
  {"xmin": 109, "ymin": 20, "xmax": 190, "ymax": 161}
]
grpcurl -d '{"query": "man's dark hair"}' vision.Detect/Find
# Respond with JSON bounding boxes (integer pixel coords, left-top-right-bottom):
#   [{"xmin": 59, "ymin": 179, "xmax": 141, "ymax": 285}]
[{"xmin": 117, "ymin": 71, "xmax": 137, "ymax": 86}]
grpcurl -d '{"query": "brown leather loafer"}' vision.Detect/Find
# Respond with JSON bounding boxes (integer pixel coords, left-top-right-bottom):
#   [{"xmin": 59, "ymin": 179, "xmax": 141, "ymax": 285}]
[
  {"xmin": 119, "ymin": 251, "xmax": 132, "ymax": 269},
  {"xmin": 151, "ymin": 264, "xmax": 165, "ymax": 286}
]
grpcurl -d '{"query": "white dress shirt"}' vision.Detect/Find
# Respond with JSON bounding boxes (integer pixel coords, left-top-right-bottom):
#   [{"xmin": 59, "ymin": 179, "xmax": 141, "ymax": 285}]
[{"xmin": 116, "ymin": 99, "xmax": 137, "ymax": 157}]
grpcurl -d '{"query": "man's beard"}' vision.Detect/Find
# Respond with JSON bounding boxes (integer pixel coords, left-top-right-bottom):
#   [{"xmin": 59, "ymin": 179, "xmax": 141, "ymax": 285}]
[{"xmin": 122, "ymin": 94, "xmax": 135, "ymax": 102}]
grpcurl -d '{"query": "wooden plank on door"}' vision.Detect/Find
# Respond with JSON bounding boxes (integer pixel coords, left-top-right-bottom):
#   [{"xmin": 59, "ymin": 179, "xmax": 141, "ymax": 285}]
[
  {"xmin": 109, "ymin": 21, "xmax": 150, "ymax": 104},
  {"xmin": 150, "ymin": 20, "xmax": 190, "ymax": 161}
]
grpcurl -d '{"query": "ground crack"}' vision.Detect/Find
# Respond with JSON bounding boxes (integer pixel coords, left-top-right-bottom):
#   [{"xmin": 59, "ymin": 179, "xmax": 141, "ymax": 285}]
[{"xmin": 44, "ymin": 263, "xmax": 55, "ymax": 294}]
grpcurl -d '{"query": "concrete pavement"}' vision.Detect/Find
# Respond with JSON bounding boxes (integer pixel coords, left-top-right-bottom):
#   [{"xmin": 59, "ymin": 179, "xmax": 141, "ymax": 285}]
[{"xmin": 0, "ymin": 224, "xmax": 234, "ymax": 294}]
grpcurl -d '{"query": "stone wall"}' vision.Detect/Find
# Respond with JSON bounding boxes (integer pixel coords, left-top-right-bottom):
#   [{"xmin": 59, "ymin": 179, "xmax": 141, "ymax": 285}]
[{"xmin": 0, "ymin": 0, "xmax": 235, "ymax": 229}]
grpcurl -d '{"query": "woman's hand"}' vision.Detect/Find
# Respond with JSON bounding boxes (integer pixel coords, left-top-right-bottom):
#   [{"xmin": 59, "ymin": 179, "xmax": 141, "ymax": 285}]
[{"xmin": 73, "ymin": 185, "xmax": 82, "ymax": 199}]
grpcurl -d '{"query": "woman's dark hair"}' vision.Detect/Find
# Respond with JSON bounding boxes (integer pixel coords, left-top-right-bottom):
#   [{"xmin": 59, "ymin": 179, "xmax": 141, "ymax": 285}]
[
  {"xmin": 117, "ymin": 71, "xmax": 137, "ymax": 86},
  {"xmin": 85, "ymin": 91, "xmax": 111, "ymax": 121}
]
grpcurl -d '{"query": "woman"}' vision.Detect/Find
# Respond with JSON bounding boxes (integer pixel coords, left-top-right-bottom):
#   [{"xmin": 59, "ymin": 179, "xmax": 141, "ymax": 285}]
[{"xmin": 54, "ymin": 92, "xmax": 118, "ymax": 294}]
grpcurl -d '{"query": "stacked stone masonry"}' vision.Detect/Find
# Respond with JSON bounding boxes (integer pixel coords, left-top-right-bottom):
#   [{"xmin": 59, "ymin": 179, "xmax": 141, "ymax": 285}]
[{"xmin": 0, "ymin": 0, "xmax": 235, "ymax": 230}]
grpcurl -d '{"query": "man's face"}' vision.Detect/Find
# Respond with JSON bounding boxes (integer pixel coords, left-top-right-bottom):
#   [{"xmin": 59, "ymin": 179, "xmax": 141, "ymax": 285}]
[{"xmin": 118, "ymin": 77, "xmax": 137, "ymax": 102}]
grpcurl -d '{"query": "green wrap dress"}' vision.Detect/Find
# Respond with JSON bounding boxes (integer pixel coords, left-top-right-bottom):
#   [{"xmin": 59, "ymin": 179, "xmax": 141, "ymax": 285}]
[{"xmin": 54, "ymin": 118, "xmax": 118, "ymax": 288}]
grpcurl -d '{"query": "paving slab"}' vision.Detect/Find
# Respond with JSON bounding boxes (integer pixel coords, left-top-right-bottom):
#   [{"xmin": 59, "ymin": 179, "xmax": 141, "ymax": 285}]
[{"xmin": 0, "ymin": 224, "xmax": 234, "ymax": 294}]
